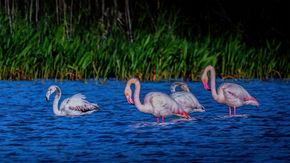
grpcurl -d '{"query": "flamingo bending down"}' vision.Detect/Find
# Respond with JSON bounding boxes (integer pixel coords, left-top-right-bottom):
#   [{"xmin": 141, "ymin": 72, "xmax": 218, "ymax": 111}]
[
  {"xmin": 45, "ymin": 85, "xmax": 99, "ymax": 116},
  {"xmin": 170, "ymin": 82, "xmax": 205, "ymax": 113},
  {"xmin": 124, "ymin": 78, "xmax": 192, "ymax": 123},
  {"xmin": 201, "ymin": 65, "xmax": 259, "ymax": 116}
]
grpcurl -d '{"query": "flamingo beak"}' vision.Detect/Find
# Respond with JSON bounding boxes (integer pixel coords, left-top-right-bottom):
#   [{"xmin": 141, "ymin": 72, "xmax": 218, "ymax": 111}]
[
  {"xmin": 45, "ymin": 93, "xmax": 50, "ymax": 102},
  {"xmin": 202, "ymin": 82, "xmax": 211, "ymax": 91},
  {"xmin": 126, "ymin": 95, "xmax": 134, "ymax": 105}
]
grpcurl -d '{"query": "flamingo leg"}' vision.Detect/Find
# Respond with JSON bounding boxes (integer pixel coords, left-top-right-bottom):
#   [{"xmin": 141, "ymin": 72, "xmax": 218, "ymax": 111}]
[
  {"xmin": 229, "ymin": 107, "xmax": 232, "ymax": 116},
  {"xmin": 162, "ymin": 117, "xmax": 164, "ymax": 123},
  {"xmin": 157, "ymin": 117, "xmax": 159, "ymax": 123},
  {"xmin": 234, "ymin": 107, "xmax": 236, "ymax": 115}
]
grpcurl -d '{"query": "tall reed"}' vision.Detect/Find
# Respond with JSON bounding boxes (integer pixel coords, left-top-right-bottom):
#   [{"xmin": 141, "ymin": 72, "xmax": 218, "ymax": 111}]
[{"xmin": 0, "ymin": 12, "xmax": 287, "ymax": 81}]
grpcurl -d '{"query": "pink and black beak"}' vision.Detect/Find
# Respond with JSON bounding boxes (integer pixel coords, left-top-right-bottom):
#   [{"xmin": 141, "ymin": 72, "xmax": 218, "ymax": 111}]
[
  {"xmin": 202, "ymin": 82, "xmax": 211, "ymax": 91},
  {"xmin": 45, "ymin": 92, "xmax": 50, "ymax": 102},
  {"xmin": 126, "ymin": 95, "xmax": 134, "ymax": 105}
]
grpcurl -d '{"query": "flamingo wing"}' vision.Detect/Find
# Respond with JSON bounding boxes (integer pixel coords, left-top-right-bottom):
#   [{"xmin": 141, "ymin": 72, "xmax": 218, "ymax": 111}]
[
  {"xmin": 223, "ymin": 83, "xmax": 250, "ymax": 99},
  {"xmin": 61, "ymin": 93, "xmax": 99, "ymax": 112}
]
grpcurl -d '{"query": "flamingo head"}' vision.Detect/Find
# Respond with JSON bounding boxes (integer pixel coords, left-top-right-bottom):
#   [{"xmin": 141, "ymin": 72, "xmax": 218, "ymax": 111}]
[
  {"xmin": 124, "ymin": 87, "xmax": 134, "ymax": 105},
  {"xmin": 201, "ymin": 76, "xmax": 210, "ymax": 91},
  {"xmin": 180, "ymin": 84, "xmax": 190, "ymax": 92},
  {"xmin": 46, "ymin": 85, "xmax": 58, "ymax": 101}
]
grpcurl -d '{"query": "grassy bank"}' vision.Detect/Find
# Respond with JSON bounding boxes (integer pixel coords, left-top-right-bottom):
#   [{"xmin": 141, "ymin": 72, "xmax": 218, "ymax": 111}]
[{"xmin": 0, "ymin": 14, "xmax": 288, "ymax": 81}]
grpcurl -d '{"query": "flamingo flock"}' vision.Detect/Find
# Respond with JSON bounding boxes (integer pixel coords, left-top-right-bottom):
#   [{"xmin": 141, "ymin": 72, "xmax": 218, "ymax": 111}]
[{"xmin": 45, "ymin": 65, "xmax": 259, "ymax": 123}]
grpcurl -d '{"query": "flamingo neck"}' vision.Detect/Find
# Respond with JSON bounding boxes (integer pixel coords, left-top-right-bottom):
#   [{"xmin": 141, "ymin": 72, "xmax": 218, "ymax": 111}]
[
  {"xmin": 170, "ymin": 82, "xmax": 188, "ymax": 93},
  {"xmin": 170, "ymin": 83, "xmax": 178, "ymax": 93},
  {"xmin": 53, "ymin": 86, "xmax": 63, "ymax": 116},
  {"xmin": 128, "ymin": 78, "xmax": 148, "ymax": 113},
  {"xmin": 206, "ymin": 66, "xmax": 220, "ymax": 101}
]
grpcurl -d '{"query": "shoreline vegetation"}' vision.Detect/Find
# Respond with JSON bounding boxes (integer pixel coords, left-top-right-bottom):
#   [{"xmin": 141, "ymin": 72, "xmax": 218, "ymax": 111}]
[{"xmin": 0, "ymin": 1, "xmax": 288, "ymax": 81}]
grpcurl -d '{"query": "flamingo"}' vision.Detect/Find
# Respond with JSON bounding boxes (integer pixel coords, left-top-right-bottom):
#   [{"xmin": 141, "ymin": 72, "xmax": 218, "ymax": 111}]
[
  {"xmin": 124, "ymin": 78, "xmax": 192, "ymax": 123},
  {"xmin": 201, "ymin": 65, "xmax": 259, "ymax": 116},
  {"xmin": 45, "ymin": 85, "xmax": 99, "ymax": 116},
  {"xmin": 170, "ymin": 82, "xmax": 205, "ymax": 113}
]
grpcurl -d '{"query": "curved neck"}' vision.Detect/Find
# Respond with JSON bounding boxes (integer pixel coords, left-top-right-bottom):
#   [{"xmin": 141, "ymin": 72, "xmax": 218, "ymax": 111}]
[
  {"xmin": 170, "ymin": 84, "xmax": 178, "ymax": 93},
  {"xmin": 205, "ymin": 66, "xmax": 219, "ymax": 100},
  {"xmin": 170, "ymin": 82, "xmax": 187, "ymax": 93},
  {"xmin": 53, "ymin": 87, "xmax": 63, "ymax": 115},
  {"xmin": 127, "ymin": 78, "xmax": 148, "ymax": 113}
]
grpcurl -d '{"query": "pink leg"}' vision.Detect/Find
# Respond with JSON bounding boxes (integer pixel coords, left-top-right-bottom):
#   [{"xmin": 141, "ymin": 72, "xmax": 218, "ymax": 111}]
[
  {"xmin": 162, "ymin": 117, "xmax": 164, "ymax": 123},
  {"xmin": 234, "ymin": 107, "xmax": 236, "ymax": 115},
  {"xmin": 156, "ymin": 117, "xmax": 159, "ymax": 123},
  {"xmin": 229, "ymin": 107, "xmax": 232, "ymax": 116}
]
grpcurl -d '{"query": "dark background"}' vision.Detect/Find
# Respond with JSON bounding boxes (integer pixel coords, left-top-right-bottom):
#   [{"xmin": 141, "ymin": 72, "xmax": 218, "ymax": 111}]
[
  {"xmin": 145, "ymin": 0, "xmax": 290, "ymax": 50},
  {"xmin": 2, "ymin": 0, "xmax": 289, "ymax": 50}
]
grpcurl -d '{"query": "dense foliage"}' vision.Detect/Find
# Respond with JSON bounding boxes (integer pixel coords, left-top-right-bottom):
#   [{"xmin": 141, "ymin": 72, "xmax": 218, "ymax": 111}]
[{"xmin": 0, "ymin": 0, "xmax": 288, "ymax": 81}]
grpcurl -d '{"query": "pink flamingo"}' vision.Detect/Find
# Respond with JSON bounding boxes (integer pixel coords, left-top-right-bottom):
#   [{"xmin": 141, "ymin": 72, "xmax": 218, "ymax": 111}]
[
  {"xmin": 124, "ymin": 78, "xmax": 192, "ymax": 123},
  {"xmin": 201, "ymin": 65, "xmax": 259, "ymax": 116}
]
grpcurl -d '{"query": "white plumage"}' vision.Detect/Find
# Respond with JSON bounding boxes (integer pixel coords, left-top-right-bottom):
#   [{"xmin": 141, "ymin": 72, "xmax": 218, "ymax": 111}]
[{"xmin": 170, "ymin": 82, "xmax": 205, "ymax": 113}]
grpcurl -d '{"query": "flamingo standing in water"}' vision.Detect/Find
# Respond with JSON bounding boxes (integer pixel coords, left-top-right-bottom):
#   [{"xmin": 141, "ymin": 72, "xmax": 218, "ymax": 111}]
[
  {"xmin": 46, "ymin": 85, "xmax": 99, "ymax": 116},
  {"xmin": 124, "ymin": 78, "xmax": 192, "ymax": 123},
  {"xmin": 201, "ymin": 65, "xmax": 259, "ymax": 116},
  {"xmin": 170, "ymin": 82, "xmax": 205, "ymax": 113}
]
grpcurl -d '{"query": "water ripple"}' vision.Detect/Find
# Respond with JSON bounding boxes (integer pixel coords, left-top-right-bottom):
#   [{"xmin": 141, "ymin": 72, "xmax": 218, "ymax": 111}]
[{"xmin": 0, "ymin": 79, "xmax": 289, "ymax": 162}]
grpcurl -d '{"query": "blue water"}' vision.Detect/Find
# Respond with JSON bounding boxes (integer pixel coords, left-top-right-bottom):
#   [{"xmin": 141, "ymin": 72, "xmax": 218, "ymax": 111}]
[{"xmin": 0, "ymin": 79, "xmax": 289, "ymax": 162}]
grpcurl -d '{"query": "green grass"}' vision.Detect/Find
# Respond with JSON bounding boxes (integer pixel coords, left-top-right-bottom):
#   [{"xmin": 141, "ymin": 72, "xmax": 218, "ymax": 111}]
[{"xmin": 0, "ymin": 13, "xmax": 288, "ymax": 81}]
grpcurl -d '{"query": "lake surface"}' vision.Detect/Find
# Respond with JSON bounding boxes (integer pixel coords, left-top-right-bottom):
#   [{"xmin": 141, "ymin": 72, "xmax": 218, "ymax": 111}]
[{"xmin": 0, "ymin": 79, "xmax": 289, "ymax": 162}]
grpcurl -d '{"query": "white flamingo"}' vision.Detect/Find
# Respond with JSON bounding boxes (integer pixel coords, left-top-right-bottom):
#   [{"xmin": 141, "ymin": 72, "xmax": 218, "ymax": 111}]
[
  {"xmin": 124, "ymin": 78, "xmax": 192, "ymax": 123},
  {"xmin": 201, "ymin": 65, "xmax": 259, "ymax": 116},
  {"xmin": 170, "ymin": 82, "xmax": 205, "ymax": 113},
  {"xmin": 45, "ymin": 85, "xmax": 99, "ymax": 116}
]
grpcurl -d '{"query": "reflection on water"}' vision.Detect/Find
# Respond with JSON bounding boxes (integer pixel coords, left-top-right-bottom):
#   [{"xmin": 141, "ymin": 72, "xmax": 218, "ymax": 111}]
[{"xmin": 0, "ymin": 79, "xmax": 289, "ymax": 162}]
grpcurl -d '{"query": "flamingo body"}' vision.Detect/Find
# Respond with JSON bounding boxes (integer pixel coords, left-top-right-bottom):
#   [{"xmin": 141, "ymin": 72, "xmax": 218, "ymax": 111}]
[
  {"xmin": 170, "ymin": 82, "xmax": 205, "ymax": 113},
  {"xmin": 216, "ymin": 83, "xmax": 259, "ymax": 108},
  {"xmin": 171, "ymin": 92, "xmax": 205, "ymax": 113},
  {"xmin": 143, "ymin": 92, "xmax": 188, "ymax": 118}
]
